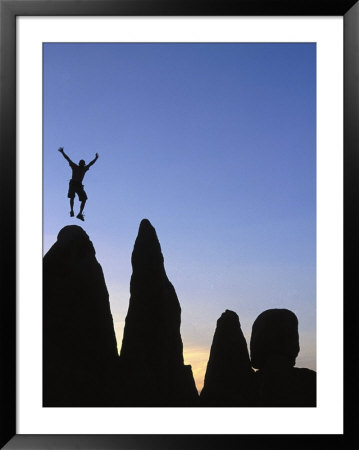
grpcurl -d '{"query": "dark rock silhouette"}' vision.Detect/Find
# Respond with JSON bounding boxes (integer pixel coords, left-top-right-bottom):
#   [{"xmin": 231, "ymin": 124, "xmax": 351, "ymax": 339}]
[
  {"xmin": 200, "ymin": 310, "xmax": 255, "ymax": 406},
  {"xmin": 119, "ymin": 219, "xmax": 199, "ymax": 406},
  {"xmin": 43, "ymin": 225, "xmax": 119, "ymax": 406},
  {"xmin": 43, "ymin": 222, "xmax": 316, "ymax": 408},
  {"xmin": 250, "ymin": 308, "xmax": 316, "ymax": 407}
]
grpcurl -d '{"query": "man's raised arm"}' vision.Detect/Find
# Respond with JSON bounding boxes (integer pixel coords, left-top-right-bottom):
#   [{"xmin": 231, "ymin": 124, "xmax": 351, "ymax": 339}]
[
  {"xmin": 87, "ymin": 153, "xmax": 99, "ymax": 168},
  {"xmin": 58, "ymin": 147, "xmax": 74, "ymax": 165}
]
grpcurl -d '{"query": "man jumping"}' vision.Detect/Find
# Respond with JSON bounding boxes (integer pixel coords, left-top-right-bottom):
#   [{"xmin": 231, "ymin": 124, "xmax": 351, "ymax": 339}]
[{"xmin": 58, "ymin": 147, "xmax": 99, "ymax": 221}]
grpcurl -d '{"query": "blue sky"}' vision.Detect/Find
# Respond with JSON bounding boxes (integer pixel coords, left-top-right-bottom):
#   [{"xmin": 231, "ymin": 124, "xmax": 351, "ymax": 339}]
[{"xmin": 43, "ymin": 43, "xmax": 316, "ymax": 391}]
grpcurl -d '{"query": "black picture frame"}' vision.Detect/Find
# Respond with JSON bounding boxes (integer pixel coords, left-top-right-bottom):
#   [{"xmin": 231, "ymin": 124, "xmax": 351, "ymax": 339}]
[{"xmin": 1, "ymin": 0, "xmax": 357, "ymax": 448}]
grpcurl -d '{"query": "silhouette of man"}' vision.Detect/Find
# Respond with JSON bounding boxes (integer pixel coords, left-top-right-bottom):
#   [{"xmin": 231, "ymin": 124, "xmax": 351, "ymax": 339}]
[{"xmin": 58, "ymin": 147, "xmax": 99, "ymax": 221}]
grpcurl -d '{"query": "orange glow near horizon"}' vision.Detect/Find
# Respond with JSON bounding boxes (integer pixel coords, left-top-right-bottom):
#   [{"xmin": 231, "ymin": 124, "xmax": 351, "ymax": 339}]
[
  {"xmin": 183, "ymin": 346, "xmax": 210, "ymax": 394},
  {"xmin": 114, "ymin": 321, "xmax": 209, "ymax": 394}
]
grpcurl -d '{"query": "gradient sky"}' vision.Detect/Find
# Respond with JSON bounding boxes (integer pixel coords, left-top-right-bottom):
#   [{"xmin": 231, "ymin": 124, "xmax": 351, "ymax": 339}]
[{"xmin": 43, "ymin": 43, "xmax": 316, "ymax": 392}]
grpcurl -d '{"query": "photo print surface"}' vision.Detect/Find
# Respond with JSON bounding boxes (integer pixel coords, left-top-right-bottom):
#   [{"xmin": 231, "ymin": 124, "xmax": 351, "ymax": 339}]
[{"xmin": 43, "ymin": 43, "xmax": 316, "ymax": 407}]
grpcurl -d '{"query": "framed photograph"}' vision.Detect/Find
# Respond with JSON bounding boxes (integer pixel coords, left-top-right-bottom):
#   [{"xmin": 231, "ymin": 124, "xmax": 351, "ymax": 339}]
[{"xmin": 1, "ymin": 0, "xmax": 356, "ymax": 448}]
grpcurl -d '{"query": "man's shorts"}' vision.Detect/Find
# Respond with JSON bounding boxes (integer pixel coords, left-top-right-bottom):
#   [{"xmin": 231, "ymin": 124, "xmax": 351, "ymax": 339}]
[{"xmin": 67, "ymin": 180, "xmax": 88, "ymax": 202}]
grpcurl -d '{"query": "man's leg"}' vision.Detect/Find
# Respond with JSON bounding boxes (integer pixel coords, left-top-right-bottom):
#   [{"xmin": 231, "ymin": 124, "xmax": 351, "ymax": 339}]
[
  {"xmin": 79, "ymin": 199, "xmax": 86, "ymax": 214},
  {"xmin": 76, "ymin": 188, "xmax": 87, "ymax": 221},
  {"xmin": 76, "ymin": 200, "xmax": 86, "ymax": 221},
  {"xmin": 68, "ymin": 181, "xmax": 75, "ymax": 217},
  {"xmin": 70, "ymin": 198, "xmax": 74, "ymax": 216}
]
